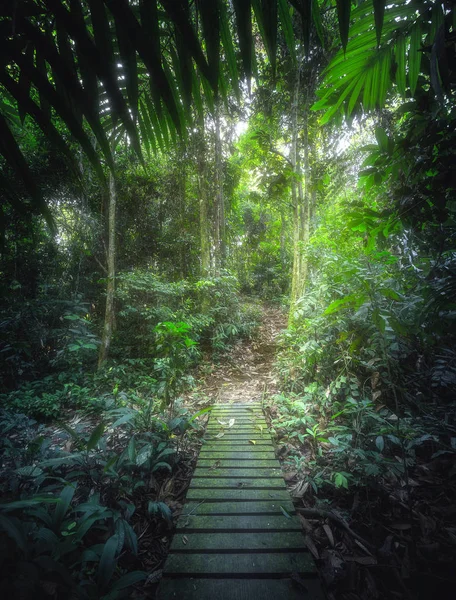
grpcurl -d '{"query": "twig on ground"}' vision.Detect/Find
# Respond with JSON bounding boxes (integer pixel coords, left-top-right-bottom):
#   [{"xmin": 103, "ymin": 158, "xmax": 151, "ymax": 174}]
[{"xmin": 296, "ymin": 507, "xmax": 376, "ymax": 554}]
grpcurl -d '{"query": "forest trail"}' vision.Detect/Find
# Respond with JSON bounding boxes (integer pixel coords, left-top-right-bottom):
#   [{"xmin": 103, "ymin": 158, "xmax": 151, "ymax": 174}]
[
  {"xmin": 156, "ymin": 307, "xmax": 325, "ymax": 598},
  {"xmin": 194, "ymin": 304, "xmax": 287, "ymax": 407},
  {"xmin": 157, "ymin": 402, "xmax": 323, "ymax": 599}
]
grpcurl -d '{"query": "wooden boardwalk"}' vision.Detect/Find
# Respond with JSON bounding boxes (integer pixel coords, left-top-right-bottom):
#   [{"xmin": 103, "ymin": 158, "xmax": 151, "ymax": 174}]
[{"xmin": 157, "ymin": 403, "xmax": 323, "ymax": 599}]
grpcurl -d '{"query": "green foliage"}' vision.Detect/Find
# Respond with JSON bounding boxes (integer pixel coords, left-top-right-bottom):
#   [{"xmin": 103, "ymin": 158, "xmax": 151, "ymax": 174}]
[
  {"xmin": 0, "ymin": 293, "xmax": 99, "ymax": 392},
  {"xmin": 115, "ymin": 270, "xmax": 259, "ymax": 360},
  {"xmin": 314, "ymin": 1, "xmax": 455, "ymax": 123},
  {"xmin": 0, "ymin": 400, "xmax": 210, "ymax": 597}
]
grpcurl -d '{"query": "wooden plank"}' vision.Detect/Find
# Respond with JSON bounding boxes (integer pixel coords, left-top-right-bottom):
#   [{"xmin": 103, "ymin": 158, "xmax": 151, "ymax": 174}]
[
  {"xmin": 197, "ymin": 459, "xmax": 279, "ymax": 467},
  {"xmin": 164, "ymin": 551, "xmax": 315, "ymax": 575},
  {"xmin": 189, "ymin": 477, "xmax": 285, "ymax": 488},
  {"xmin": 211, "ymin": 413, "xmax": 264, "ymax": 418},
  {"xmin": 186, "ymin": 488, "xmax": 290, "ymax": 501},
  {"xmin": 158, "ymin": 577, "xmax": 323, "ymax": 600},
  {"xmin": 182, "ymin": 501, "xmax": 295, "ymax": 515},
  {"xmin": 207, "ymin": 423, "xmax": 266, "ymax": 428},
  {"xmin": 193, "ymin": 467, "xmax": 282, "ymax": 477},
  {"xmin": 202, "ymin": 436, "xmax": 274, "ymax": 448},
  {"xmin": 211, "ymin": 419, "xmax": 267, "ymax": 424},
  {"xmin": 200, "ymin": 445, "xmax": 274, "ymax": 452},
  {"xmin": 176, "ymin": 514, "xmax": 302, "ymax": 531},
  {"xmin": 170, "ymin": 531, "xmax": 307, "ymax": 551},
  {"xmin": 215, "ymin": 403, "xmax": 261, "ymax": 407},
  {"xmin": 204, "ymin": 434, "xmax": 272, "ymax": 440},
  {"xmin": 207, "ymin": 426, "xmax": 267, "ymax": 431},
  {"xmin": 196, "ymin": 451, "xmax": 275, "ymax": 459}
]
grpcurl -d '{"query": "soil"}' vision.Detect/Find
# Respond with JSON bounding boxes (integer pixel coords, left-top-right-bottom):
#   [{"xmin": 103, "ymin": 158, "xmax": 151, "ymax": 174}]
[{"xmin": 185, "ymin": 303, "xmax": 287, "ymax": 407}]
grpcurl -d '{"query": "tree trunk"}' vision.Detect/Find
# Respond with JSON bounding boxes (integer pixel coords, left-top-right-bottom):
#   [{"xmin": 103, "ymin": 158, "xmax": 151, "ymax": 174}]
[
  {"xmin": 214, "ymin": 97, "xmax": 225, "ymax": 273},
  {"xmin": 198, "ymin": 128, "xmax": 211, "ymax": 276},
  {"xmin": 98, "ymin": 170, "xmax": 116, "ymax": 368},
  {"xmin": 289, "ymin": 61, "xmax": 302, "ymax": 323}
]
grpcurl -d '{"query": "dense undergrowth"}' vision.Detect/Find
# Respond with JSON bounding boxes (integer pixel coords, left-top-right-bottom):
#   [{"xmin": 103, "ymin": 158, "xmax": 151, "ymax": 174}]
[
  {"xmin": 1, "ymin": 273, "xmax": 260, "ymax": 419},
  {"xmin": 265, "ymin": 143, "xmax": 456, "ymax": 597},
  {"xmin": 0, "ymin": 274, "xmax": 259, "ymax": 597}
]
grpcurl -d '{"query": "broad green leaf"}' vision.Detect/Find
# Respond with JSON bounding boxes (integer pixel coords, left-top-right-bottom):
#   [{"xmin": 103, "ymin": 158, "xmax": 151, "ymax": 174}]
[
  {"xmin": 375, "ymin": 127, "xmax": 389, "ymax": 152},
  {"xmin": 86, "ymin": 423, "xmax": 105, "ymax": 451},
  {"xmin": 53, "ymin": 483, "xmax": 77, "ymax": 529},
  {"xmin": 0, "ymin": 514, "xmax": 27, "ymax": 552},
  {"xmin": 98, "ymin": 534, "xmax": 119, "ymax": 590}
]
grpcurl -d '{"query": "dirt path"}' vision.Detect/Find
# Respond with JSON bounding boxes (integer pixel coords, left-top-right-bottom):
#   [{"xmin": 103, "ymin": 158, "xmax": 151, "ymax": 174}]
[{"xmin": 190, "ymin": 304, "xmax": 287, "ymax": 407}]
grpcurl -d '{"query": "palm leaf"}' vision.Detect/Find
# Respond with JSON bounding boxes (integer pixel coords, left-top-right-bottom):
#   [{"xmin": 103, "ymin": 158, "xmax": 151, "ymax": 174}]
[
  {"xmin": 0, "ymin": 69, "xmax": 81, "ymax": 182},
  {"xmin": 8, "ymin": 40, "xmax": 107, "ymax": 183},
  {"xmin": 199, "ymin": 0, "xmax": 221, "ymax": 92},
  {"xmin": 0, "ymin": 111, "xmax": 53, "ymax": 229},
  {"xmin": 233, "ymin": 0, "xmax": 253, "ymax": 82},
  {"xmin": 336, "ymin": 0, "xmax": 352, "ymax": 53}
]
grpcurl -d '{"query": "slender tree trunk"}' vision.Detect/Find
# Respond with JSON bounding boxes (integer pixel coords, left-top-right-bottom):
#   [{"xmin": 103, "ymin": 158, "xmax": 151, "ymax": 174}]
[
  {"xmin": 289, "ymin": 61, "xmax": 312, "ymax": 325},
  {"xmin": 178, "ymin": 142, "xmax": 187, "ymax": 278},
  {"xmin": 214, "ymin": 97, "xmax": 225, "ymax": 273},
  {"xmin": 289, "ymin": 61, "xmax": 302, "ymax": 323},
  {"xmin": 98, "ymin": 170, "xmax": 116, "ymax": 368},
  {"xmin": 198, "ymin": 128, "xmax": 211, "ymax": 276}
]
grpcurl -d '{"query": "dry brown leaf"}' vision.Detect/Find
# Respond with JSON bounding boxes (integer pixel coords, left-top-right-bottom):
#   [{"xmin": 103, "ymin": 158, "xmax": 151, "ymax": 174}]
[
  {"xmin": 304, "ymin": 534, "xmax": 320, "ymax": 559},
  {"xmin": 323, "ymin": 523, "xmax": 335, "ymax": 547},
  {"xmin": 345, "ymin": 556, "xmax": 377, "ymax": 565}
]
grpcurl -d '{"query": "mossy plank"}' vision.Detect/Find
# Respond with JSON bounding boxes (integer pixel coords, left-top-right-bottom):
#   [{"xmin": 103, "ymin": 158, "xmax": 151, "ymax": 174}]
[
  {"xmin": 186, "ymin": 488, "xmax": 290, "ymax": 500},
  {"xmin": 211, "ymin": 414, "xmax": 264, "ymax": 419},
  {"xmin": 189, "ymin": 477, "xmax": 285, "ymax": 488},
  {"xmin": 197, "ymin": 451, "xmax": 275, "ymax": 459},
  {"xmin": 211, "ymin": 413, "xmax": 265, "ymax": 418},
  {"xmin": 176, "ymin": 514, "xmax": 301, "ymax": 531},
  {"xmin": 200, "ymin": 445, "xmax": 274, "ymax": 452},
  {"xmin": 157, "ymin": 577, "xmax": 323, "ymax": 600},
  {"xmin": 197, "ymin": 459, "xmax": 279, "ymax": 467},
  {"xmin": 203, "ymin": 439, "xmax": 272, "ymax": 445},
  {"xmin": 206, "ymin": 420, "xmax": 267, "ymax": 431},
  {"xmin": 170, "ymin": 531, "xmax": 306, "ymax": 551},
  {"xmin": 182, "ymin": 500, "xmax": 295, "ymax": 515},
  {"xmin": 193, "ymin": 467, "xmax": 282, "ymax": 477},
  {"xmin": 215, "ymin": 403, "xmax": 261, "ymax": 407},
  {"xmin": 164, "ymin": 551, "xmax": 315, "ymax": 575},
  {"xmin": 210, "ymin": 420, "xmax": 267, "ymax": 425},
  {"xmin": 204, "ymin": 434, "xmax": 271, "ymax": 440},
  {"xmin": 206, "ymin": 429, "xmax": 267, "ymax": 435}
]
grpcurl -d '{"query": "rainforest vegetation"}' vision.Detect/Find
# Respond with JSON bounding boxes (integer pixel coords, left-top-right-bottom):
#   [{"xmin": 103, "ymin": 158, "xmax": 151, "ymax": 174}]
[{"xmin": 0, "ymin": 0, "xmax": 455, "ymax": 598}]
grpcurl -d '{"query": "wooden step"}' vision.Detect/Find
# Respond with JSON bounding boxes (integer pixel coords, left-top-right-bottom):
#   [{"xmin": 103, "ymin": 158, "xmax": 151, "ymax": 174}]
[{"xmin": 156, "ymin": 404, "xmax": 322, "ymax": 599}]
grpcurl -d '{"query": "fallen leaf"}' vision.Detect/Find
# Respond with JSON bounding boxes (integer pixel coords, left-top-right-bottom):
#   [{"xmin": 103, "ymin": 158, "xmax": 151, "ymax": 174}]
[
  {"xmin": 345, "ymin": 556, "xmax": 377, "ymax": 565},
  {"xmin": 323, "ymin": 523, "xmax": 335, "ymax": 547},
  {"xmin": 280, "ymin": 505, "xmax": 292, "ymax": 519},
  {"xmin": 304, "ymin": 534, "xmax": 319, "ymax": 559},
  {"xmin": 249, "ymin": 440, "xmax": 256, "ymax": 445},
  {"xmin": 217, "ymin": 419, "xmax": 228, "ymax": 425},
  {"xmin": 228, "ymin": 418, "xmax": 235, "ymax": 428},
  {"xmin": 215, "ymin": 432, "xmax": 225, "ymax": 438},
  {"xmin": 182, "ymin": 535, "xmax": 188, "ymax": 545}
]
